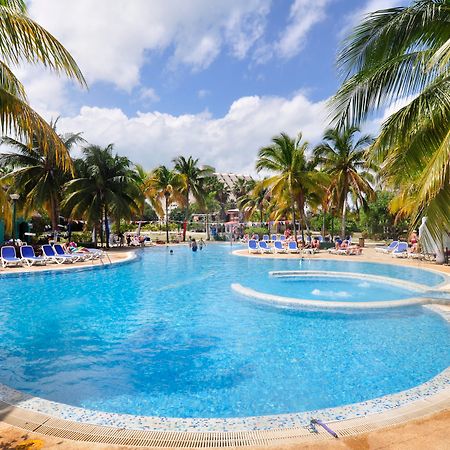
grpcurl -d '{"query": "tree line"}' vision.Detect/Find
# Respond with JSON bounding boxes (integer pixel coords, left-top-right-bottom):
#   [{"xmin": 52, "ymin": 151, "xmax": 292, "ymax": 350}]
[{"xmin": 0, "ymin": 0, "xmax": 448, "ymax": 246}]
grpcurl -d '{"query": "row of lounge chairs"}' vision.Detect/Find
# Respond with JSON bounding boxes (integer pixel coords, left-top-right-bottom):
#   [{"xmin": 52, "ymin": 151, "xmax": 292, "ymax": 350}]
[
  {"xmin": 375, "ymin": 241, "xmax": 418, "ymax": 258},
  {"xmin": 375, "ymin": 241, "xmax": 413, "ymax": 258},
  {"xmin": 244, "ymin": 234, "xmax": 324, "ymax": 243},
  {"xmin": 248, "ymin": 239, "xmax": 316, "ymax": 254},
  {"xmin": 1, "ymin": 244, "xmax": 104, "ymax": 268}
]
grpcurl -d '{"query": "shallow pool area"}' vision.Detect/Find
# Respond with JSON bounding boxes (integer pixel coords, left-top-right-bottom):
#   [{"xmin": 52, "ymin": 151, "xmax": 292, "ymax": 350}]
[{"xmin": 0, "ymin": 245, "xmax": 448, "ymax": 420}]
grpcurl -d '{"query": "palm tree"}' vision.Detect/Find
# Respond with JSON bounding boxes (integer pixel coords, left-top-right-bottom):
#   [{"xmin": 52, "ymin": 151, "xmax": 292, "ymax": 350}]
[
  {"xmin": 0, "ymin": 121, "xmax": 85, "ymax": 234},
  {"xmin": 145, "ymin": 166, "xmax": 184, "ymax": 243},
  {"xmin": 63, "ymin": 144, "xmax": 141, "ymax": 247},
  {"xmin": 238, "ymin": 179, "xmax": 270, "ymax": 224},
  {"xmin": 331, "ymin": 0, "xmax": 450, "ymax": 239},
  {"xmin": 314, "ymin": 127, "xmax": 375, "ymax": 237},
  {"xmin": 256, "ymin": 132, "xmax": 327, "ymax": 242},
  {"xmin": 0, "ymin": 0, "xmax": 86, "ymax": 170},
  {"xmin": 173, "ymin": 156, "xmax": 214, "ymax": 241}
]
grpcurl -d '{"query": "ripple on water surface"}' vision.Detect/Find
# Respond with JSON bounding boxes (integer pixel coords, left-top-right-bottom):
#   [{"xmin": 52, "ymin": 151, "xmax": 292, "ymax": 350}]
[{"xmin": 0, "ymin": 245, "xmax": 448, "ymax": 418}]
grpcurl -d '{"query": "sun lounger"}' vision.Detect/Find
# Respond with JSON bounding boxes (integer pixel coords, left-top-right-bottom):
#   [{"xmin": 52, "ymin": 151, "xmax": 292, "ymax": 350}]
[
  {"xmin": 258, "ymin": 240, "xmax": 272, "ymax": 254},
  {"xmin": 279, "ymin": 235, "xmax": 286, "ymax": 241},
  {"xmin": 287, "ymin": 241, "xmax": 300, "ymax": 253},
  {"xmin": 392, "ymin": 242, "xmax": 408, "ymax": 257},
  {"xmin": 262, "ymin": 234, "xmax": 269, "ymax": 242},
  {"xmin": 20, "ymin": 245, "xmax": 46, "ymax": 266},
  {"xmin": 273, "ymin": 240, "xmax": 287, "ymax": 253},
  {"xmin": 1, "ymin": 246, "xmax": 22, "ymax": 268},
  {"xmin": 375, "ymin": 240, "xmax": 398, "ymax": 253},
  {"xmin": 248, "ymin": 239, "xmax": 260, "ymax": 254},
  {"xmin": 53, "ymin": 244, "xmax": 83, "ymax": 263},
  {"xmin": 270, "ymin": 234, "xmax": 277, "ymax": 242},
  {"xmin": 42, "ymin": 244, "xmax": 73, "ymax": 264}
]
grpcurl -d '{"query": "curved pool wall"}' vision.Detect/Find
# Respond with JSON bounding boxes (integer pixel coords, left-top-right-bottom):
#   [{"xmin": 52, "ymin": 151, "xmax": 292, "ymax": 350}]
[{"xmin": 2, "ymin": 249, "xmax": 449, "ymax": 429}]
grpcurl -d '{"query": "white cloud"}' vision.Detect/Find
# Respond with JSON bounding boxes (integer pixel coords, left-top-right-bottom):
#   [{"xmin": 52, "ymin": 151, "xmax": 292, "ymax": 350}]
[
  {"xmin": 252, "ymin": 0, "xmax": 329, "ymax": 64},
  {"xmin": 139, "ymin": 87, "xmax": 160, "ymax": 103},
  {"xmin": 197, "ymin": 89, "xmax": 210, "ymax": 99},
  {"xmin": 27, "ymin": 0, "xmax": 270, "ymax": 90},
  {"xmin": 277, "ymin": 0, "xmax": 329, "ymax": 59},
  {"xmin": 341, "ymin": 0, "xmax": 401, "ymax": 37},
  {"xmin": 56, "ymin": 92, "xmax": 328, "ymax": 175}
]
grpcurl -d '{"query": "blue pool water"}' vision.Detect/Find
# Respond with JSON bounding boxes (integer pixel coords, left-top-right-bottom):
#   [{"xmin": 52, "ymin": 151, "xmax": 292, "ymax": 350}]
[{"xmin": 0, "ymin": 245, "xmax": 448, "ymax": 418}]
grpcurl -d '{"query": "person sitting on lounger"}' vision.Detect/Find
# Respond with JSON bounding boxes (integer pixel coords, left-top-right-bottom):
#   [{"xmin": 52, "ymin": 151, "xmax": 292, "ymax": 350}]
[
  {"xmin": 312, "ymin": 238, "xmax": 320, "ymax": 251},
  {"xmin": 347, "ymin": 243, "xmax": 362, "ymax": 255}
]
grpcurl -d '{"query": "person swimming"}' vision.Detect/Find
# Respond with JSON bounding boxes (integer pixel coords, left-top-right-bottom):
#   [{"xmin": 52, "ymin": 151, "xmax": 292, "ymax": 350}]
[{"xmin": 192, "ymin": 239, "xmax": 198, "ymax": 252}]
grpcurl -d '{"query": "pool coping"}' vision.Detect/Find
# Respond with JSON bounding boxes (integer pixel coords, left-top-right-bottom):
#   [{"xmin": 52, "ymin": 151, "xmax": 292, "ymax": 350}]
[
  {"xmin": 232, "ymin": 249, "xmax": 450, "ymax": 290},
  {"xmin": 231, "ymin": 270, "xmax": 450, "ymax": 310},
  {"xmin": 0, "ymin": 248, "xmax": 449, "ymax": 446}
]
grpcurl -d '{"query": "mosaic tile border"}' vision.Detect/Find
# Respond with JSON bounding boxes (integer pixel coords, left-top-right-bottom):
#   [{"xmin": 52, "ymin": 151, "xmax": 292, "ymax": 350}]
[
  {"xmin": 232, "ymin": 249, "xmax": 450, "ymax": 289},
  {"xmin": 0, "ymin": 306, "xmax": 448, "ymax": 433},
  {"xmin": 232, "ymin": 269, "xmax": 450, "ymax": 310}
]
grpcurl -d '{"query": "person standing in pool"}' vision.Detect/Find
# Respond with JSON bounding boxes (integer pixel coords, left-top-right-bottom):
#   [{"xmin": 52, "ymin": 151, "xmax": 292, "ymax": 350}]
[
  {"xmin": 199, "ymin": 238, "xmax": 205, "ymax": 250},
  {"xmin": 192, "ymin": 239, "xmax": 198, "ymax": 252}
]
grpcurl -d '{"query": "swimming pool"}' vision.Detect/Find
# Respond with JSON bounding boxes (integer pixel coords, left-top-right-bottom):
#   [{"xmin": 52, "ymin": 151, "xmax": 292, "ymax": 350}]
[{"xmin": 0, "ymin": 244, "xmax": 448, "ymax": 420}]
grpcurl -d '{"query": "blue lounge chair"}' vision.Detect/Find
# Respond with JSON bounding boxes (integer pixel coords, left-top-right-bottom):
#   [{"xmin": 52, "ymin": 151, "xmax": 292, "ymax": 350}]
[
  {"xmin": 247, "ymin": 239, "xmax": 260, "ymax": 254},
  {"xmin": 279, "ymin": 235, "xmax": 286, "ymax": 241},
  {"xmin": 270, "ymin": 234, "xmax": 277, "ymax": 242},
  {"xmin": 262, "ymin": 234, "xmax": 269, "ymax": 242},
  {"xmin": 288, "ymin": 241, "xmax": 300, "ymax": 253},
  {"xmin": 375, "ymin": 240, "xmax": 398, "ymax": 253},
  {"xmin": 392, "ymin": 242, "xmax": 408, "ymax": 257},
  {"xmin": 20, "ymin": 245, "xmax": 46, "ymax": 266},
  {"xmin": 42, "ymin": 244, "xmax": 73, "ymax": 264},
  {"xmin": 53, "ymin": 244, "xmax": 83, "ymax": 262},
  {"xmin": 1, "ymin": 246, "xmax": 22, "ymax": 268},
  {"xmin": 273, "ymin": 240, "xmax": 287, "ymax": 253},
  {"xmin": 258, "ymin": 240, "xmax": 272, "ymax": 254}
]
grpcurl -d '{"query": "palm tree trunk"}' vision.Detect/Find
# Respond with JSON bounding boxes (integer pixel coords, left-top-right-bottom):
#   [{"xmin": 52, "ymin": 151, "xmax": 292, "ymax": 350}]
[
  {"xmin": 322, "ymin": 210, "xmax": 326, "ymax": 237},
  {"xmin": 183, "ymin": 191, "xmax": 189, "ymax": 242},
  {"xmin": 165, "ymin": 196, "xmax": 169, "ymax": 243},
  {"xmin": 341, "ymin": 198, "xmax": 347, "ymax": 238},
  {"xmin": 104, "ymin": 205, "xmax": 110, "ymax": 248},
  {"xmin": 50, "ymin": 195, "xmax": 58, "ymax": 236},
  {"xmin": 290, "ymin": 193, "xmax": 298, "ymax": 242}
]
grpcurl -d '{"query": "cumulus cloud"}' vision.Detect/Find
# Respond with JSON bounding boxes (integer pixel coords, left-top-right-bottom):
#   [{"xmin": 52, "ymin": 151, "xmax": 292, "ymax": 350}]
[
  {"xmin": 56, "ymin": 92, "xmax": 328, "ymax": 175},
  {"xmin": 139, "ymin": 87, "xmax": 160, "ymax": 103},
  {"xmin": 340, "ymin": 0, "xmax": 402, "ymax": 37},
  {"xmin": 277, "ymin": 0, "xmax": 329, "ymax": 58},
  {"xmin": 27, "ymin": 0, "xmax": 270, "ymax": 90}
]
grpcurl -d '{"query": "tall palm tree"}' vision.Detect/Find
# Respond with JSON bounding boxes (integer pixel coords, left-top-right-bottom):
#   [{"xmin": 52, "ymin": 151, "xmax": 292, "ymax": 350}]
[
  {"xmin": 238, "ymin": 179, "xmax": 270, "ymax": 224},
  {"xmin": 331, "ymin": 0, "xmax": 450, "ymax": 239},
  {"xmin": 173, "ymin": 156, "xmax": 214, "ymax": 241},
  {"xmin": 314, "ymin": 127, "xmax": 375, "ymax": 237},
  {"xmin": 145, "ymin": 166, "xmax": 184, "ymax": 243},
  {"xmin": 0, "ymin": 121, "xmax": 85, "ymax": 233},
  {"xmin": 256, "ymin": 132, "xmax": 327, "ymax": 242},
  {"xmin": 63, "ymin": 144, "xmax": 141, "ymax": 247},
  {"xmin": 0, "ymin": 0, "xmax": 86, "ymax": 170}
]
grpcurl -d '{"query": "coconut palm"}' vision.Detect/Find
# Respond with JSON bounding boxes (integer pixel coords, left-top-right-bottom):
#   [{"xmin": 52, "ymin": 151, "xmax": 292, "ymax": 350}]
[
  {"xmin": 63, "ymin": 144, "xmax": 141, "ymax": 247},
  {"xmin": 0, "ymin": 0, "xmax": 86, "ymax": 170},
  {"xmin": 314, "ymin": 127, "xmax": 375, "ymax": 237},
  {"xmin": 238, "ymin": 179, "xmax": 270, "ymax": 224},
  {"xmin": 331, "ymin": 0, "xmax": 450, "ymax": 238},
  {"xmin": 256, "ymin": 132, "xmax": 328, "ymax": 241},
  {"xmin": 173, "ymin": 156, "xmax": 214, "ymax": 241},
  {"xmin": 0, "ymin": 121, "xmax": 85, "ymax": 233},
  {"xmin": 145, "ymin": 166, "xmax": 184, "ymax": 243}
]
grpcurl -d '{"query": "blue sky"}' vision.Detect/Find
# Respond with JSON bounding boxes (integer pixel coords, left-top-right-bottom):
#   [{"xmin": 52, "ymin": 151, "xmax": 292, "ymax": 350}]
[{"xmin": 22, "ymin": 0, "xmax": 404, "ymax": 173}]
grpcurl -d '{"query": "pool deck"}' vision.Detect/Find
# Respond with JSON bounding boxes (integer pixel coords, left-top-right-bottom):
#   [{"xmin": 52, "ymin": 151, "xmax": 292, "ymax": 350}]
[{"xmin": 0, "ymin": 244, "xmax": 449, "ymax": 449}]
